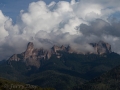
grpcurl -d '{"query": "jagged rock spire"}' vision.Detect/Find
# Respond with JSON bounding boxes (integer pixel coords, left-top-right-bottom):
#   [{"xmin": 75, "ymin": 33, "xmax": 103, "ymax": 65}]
[
  {"xmin": 24, "ymin": 42, "xmax": 34, "ymax": 59},
  {"xmin": 27, "ymin": 42, "xmax": 34, "ymax": 50},
  {"xmin": 90, "ymin": 41, "xmax": 111, "ymax": 55}
]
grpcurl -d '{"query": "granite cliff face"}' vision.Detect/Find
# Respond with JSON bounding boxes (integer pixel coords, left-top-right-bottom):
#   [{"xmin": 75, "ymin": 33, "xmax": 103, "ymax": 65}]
[
  {"xmin": 8, "ymin": 41, "xmax": 112, "ymax": 68},
  {"xmin": 8, "ymin": 42, "xmax": 52, "ymax": 68},
  {"xmin": 90, "ymin": 41, "xmax": 111, "ymax": 55}
]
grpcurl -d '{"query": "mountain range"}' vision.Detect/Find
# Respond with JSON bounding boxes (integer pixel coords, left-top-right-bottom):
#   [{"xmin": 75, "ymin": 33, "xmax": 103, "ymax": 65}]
[
  {"xmin": 0, "ymin": 41, "xmax": 120, "ymax": 90},
  {"xmin": 8, "ymin": 41, "xmax": 112, "ymax": 68}
]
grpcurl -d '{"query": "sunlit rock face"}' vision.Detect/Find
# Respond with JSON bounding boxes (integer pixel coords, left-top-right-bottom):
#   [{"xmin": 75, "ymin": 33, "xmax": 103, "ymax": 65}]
[
  {"xmin": 8, "ymin": 41, "xmax": 112, "ymax": 68},
  {"xmin": 90, "ymin": 41, "xmax": 111, "ymax": 55},
  {"xmin": 8, "ymin": 42, "xmax": 52, "ymax": 68},
  {"xmin": 24, "ymin": 42, "xmax": 34, "ymax": 59}
]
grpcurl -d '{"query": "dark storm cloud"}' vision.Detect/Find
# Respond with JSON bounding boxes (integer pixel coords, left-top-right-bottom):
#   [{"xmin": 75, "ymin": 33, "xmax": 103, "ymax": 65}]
[{"xmin": 80, "ymin": 19, "xmax": 120, "ymax": 37}]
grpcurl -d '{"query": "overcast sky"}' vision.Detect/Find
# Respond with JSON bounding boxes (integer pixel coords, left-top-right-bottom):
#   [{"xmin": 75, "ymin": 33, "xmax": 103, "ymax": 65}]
[{"xmin": 0, "ymin": 0, "xmax": 120, "ymax": 60}]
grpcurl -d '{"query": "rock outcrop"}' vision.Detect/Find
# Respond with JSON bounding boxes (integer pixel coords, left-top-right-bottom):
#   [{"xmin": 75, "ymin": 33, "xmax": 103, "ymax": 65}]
[
  {"xmin": 51, "ymin": 45, "xmax": 73, "ymax": 53},
  {"xmin": 24, "ymin": 42, "xmax": 34, "ymax": 59},
  {"xmin": 9, "ymin": 54, "xmax": 20, "ymax": 61},
  {"xmin": 8, "ymin": 41, "xmax": 112, "ymax": 68},
  {"xmin": 90, "ymin": 41, "xmax": 111, "ymax": 55},
  {"xmin": 8, "ymin": 42, "xmax": 52, "ymax": 68}
]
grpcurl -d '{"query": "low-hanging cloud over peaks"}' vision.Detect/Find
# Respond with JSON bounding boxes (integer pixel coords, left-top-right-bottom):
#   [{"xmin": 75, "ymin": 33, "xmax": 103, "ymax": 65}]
[{"xmin": 0, "ymin": 0, "xmax": 120, "ymax": 60}]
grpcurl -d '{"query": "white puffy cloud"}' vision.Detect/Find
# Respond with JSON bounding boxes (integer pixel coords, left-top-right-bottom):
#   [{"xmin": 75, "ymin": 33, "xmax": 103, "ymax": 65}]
[
  {"xmin": 0, "ymin": 0, "xmax": 120, "ymax": 60},
  {"xmin": 0, "ymin": 10, "xmax": 9, "ymax": 43}
]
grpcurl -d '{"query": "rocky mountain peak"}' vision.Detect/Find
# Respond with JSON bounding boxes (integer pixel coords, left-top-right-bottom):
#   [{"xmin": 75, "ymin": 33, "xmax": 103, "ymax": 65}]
[
  {"xmin": 52, "ymin": 45, "xmax": 59, "ymax": 52},
  {"xmin": 26, "ymin": 42, "xmax": 34, "ymax": 50},
  {"xmin": 61, "ymin": 45, "xmax": 65, "ymax": 49},
  {"xmin": 51, "ymin": 45, "xmax": 67, "ymax": 53},
  {"xmin": 24, "ymin": 42, "xmax": 34, "ymax": 59},
  {"xmin": 8, "ymin": 42, "xmax": 52, "ymax": 68},
  {"xmin": 90, "ymin": 41, "xmax": 111, "ymax": 55},
  {"xmin": 8, "ymin": 41, "xmax": 112, "ymax": 68}
]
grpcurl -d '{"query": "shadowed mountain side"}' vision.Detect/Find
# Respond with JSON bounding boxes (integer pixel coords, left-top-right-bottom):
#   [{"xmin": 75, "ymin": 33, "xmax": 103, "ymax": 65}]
[
  {"xmin": 73, "ymin": 64, "xmax": 120, "ymax": 90},
  {"xmin": 0, "ymin": 77, "xmax": 55, "ymax": 90},
  {"xmin": 0, "ymin": 52, "xmax": 120, "ymax": 90}
]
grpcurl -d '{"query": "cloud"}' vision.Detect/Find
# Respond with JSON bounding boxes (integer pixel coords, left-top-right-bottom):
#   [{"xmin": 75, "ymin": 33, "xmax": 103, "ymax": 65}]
[
  {"xmin": 0, "ymin": 10, "xmax": 9, "ymax": 42},
  {"xmin": 0, "ymin": 0, "xmax": 120, "ymax": 60}
]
